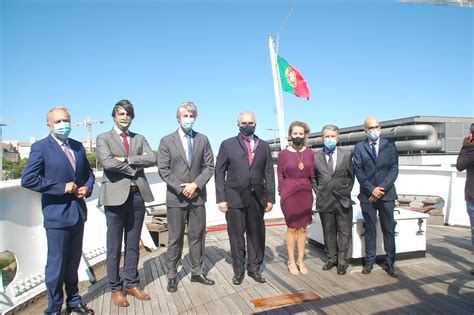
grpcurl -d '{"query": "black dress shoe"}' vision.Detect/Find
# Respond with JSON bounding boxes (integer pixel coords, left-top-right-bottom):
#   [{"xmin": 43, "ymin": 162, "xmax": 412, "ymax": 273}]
[
  {"xmin": 362, "ymin": 263, "xmax": 373, "ymax": 274},
  {"xmin": 191, "ymin": 274, "xmax": 215, "ymax": 285},
  {"xmin": 382, "ymin": 265, "xmax": 399, "ymax": 278},
  {"xmin": 337, "ymin": 264, "xmax": 348, "ymax": 275},
  {"xmin": 232, "ymin": 273, "xmax": 244, "ymax": 285},
  {"xmin": 322, "ymin": 260, "xmax": 337, "ymax": 271},
  {"xmin": 66, "ymin": 302, "xmax": 94, "ymax": 314},
  {"xmin": 167, "ymin": 278, "xmax": 178, "ymax": 293},
  {"xmin": 247, "ymin": 271, "xmax": 266, "ymax": 283}
]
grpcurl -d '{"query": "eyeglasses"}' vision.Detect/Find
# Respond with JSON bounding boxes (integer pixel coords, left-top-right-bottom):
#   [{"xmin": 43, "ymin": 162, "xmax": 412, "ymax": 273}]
[
  {"xmin": 240, "ymin": 121, "xmax": 256, "ymax": 126},
  {"xmin": 366, "ymin": 125, "xmax": 380, "ymax": 130}
]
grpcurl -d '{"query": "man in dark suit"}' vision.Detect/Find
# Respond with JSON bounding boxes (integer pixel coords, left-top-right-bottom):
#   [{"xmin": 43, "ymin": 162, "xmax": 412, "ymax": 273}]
[
  {"xmin": 353, "ymin": 116, "xmax": 399, "ymax": 278},
  {"xmin": 158, "ymin": 102, "xmax": 215, "ymax": 293},
  {"xmin": 96, "ymin": 100, "xmax": 156, "ymax": 307},
  {"xmin": 215, "ymin": 111, "xmax": 275, "ymax": 285},
  {"xmin": 312, "ymin": 124, "xmax": 355, "ymax": 275},
  {"xmin": 21, "ymin": 107, "xmax": 95, "ymax": 315}
]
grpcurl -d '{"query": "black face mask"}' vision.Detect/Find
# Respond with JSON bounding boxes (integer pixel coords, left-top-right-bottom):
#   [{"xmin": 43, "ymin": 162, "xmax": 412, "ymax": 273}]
[
  {"xmin": 240, "ymin": 125, "xmax": 255, "ymax": 137},
  {"xmin": 292, "ymin": 137, "xmax": 304, "ymax": 146}
]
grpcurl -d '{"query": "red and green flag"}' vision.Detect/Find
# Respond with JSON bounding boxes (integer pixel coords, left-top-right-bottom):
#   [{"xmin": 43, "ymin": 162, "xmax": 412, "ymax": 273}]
[{"xmin": 277, "ymin": 56, "xmax": 310, "ymax": 100}]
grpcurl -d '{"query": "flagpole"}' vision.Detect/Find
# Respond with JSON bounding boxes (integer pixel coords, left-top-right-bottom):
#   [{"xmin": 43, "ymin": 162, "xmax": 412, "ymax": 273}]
[{"xmin": 268, "ymin": 35, "xmax": 288, "ymax": 149}]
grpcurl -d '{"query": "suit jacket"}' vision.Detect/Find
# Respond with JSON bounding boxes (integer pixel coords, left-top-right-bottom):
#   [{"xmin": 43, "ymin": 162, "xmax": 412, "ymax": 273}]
[
  {"xmin": 215, "ymin": 134, "xmax": 275, "ymax": 208},
  {"xmin": 96, "ymin": 128, "xmax": 156, "ymax": 206},
  {"xmin": 456, "ymin": 143, "xmax": 474, "ymax": 203},
  {"xmin": 312, "ymin": 147, "xmax": 354, "ymax": 212},
  {"xmin": 21, "ymin": 135, "xmax": 95, "ymax": 228},
  {"xmin": 157, "ymin": 129, "xmax": 215, "ymax": 208},
  {"xmin": 353, "ymin": 138, "xmax": 398, "ymax": 203}
]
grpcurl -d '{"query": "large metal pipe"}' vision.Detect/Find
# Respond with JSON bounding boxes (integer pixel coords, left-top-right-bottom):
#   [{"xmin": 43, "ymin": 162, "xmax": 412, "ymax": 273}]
[{"xmin": 270, "ymin": 124, "xmax": 442, "ymax": 152}]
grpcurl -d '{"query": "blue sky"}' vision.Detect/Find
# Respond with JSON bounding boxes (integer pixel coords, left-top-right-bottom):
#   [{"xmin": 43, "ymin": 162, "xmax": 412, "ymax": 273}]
[{"xmin": 1, "ymin": 0, "xmax": 473, "ymax": 152}]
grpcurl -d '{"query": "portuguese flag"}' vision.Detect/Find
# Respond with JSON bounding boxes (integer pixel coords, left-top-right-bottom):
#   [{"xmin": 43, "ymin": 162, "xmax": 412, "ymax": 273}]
[{"xmin": 277, "ymin": 56, "xmax": 310, "ymax": 100}]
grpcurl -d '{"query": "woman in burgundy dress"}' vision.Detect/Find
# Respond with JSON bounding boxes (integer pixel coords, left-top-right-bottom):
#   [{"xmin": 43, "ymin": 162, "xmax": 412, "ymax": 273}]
[{"xmin": 277, "ymin": 121, "xmax": 314, "ymax": 275}]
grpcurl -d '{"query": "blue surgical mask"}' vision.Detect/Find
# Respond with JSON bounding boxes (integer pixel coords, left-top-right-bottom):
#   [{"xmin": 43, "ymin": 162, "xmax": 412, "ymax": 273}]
[
  {"xmin": 53, "ymin": 122, "xmax": 72, "ymax": 139},
  {"xmin": 180, "ymin": 117, "xmax": 195, "ymax": 131},
  {"xmin": 323, "ymin": 139, "xmax": 337, "ymax": 150},
  {"xmin": 368, "ymin": 129, "xmax": 381, "ymax": 142}
]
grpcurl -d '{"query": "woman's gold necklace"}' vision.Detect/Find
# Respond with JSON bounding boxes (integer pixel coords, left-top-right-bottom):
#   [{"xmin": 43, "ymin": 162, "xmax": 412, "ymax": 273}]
[{"xmin": 295, "ymin": 149, "xmax": 304, "ymax": 171}]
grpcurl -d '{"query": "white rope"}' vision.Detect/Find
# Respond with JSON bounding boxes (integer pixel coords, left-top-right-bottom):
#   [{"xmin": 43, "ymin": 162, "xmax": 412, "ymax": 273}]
[{"xmin": 276, "ymin": 0, "xmax": 297, "ymax": 53}]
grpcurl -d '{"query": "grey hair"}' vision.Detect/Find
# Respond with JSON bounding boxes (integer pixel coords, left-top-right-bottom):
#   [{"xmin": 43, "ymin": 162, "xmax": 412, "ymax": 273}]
[
  {"xmin": 237, "ymin": 112, "xmax": 256, "ymax": 124},
  {"xmin": 176, "ymin": 102, "xmax": 198, "ymax": 119},
  {"xmin": 321, "ymin": 124, "xmax": 339, "ymax": 135},
  {"xmin": 46, "ymin": 106, "xmax": 70, "ymax": 123}
]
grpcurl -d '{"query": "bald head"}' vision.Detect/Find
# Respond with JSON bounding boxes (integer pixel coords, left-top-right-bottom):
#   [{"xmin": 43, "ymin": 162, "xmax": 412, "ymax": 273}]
[{"xmin": 364, "ymin": 117, "xmax": 380, "ymax": 130}]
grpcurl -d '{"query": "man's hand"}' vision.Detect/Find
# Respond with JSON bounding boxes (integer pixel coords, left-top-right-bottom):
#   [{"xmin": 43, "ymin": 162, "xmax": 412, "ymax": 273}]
[
  {"xmin": 368, "ymin": 195, "xmax": 379, "ymax": 203},
  {"xmin": 371, "ymin": 187, "xmax": 385, "ymax": 199},
  {"xmin": 114, "ymin": 156, "xmax": 126, "ymax": 162},
  {"xmin": 65, "ymin": 182, "xmax": 77, "ymax": 194},
  {"xmin": 265, "ymin": 202, "xmax": 273, "ymax": 213},
  {"xmin": 218, "ymin": 202, "xmax": 228, "ymax": 213},
  {"xmin": 75, "ymin": 186, "xmax": 90, "ymax": 199},
  {"xmin": 463, "ymin": 134, "xmax": 473, "ymax": 146},
  {"xmin": 180, "ymin": 182, "xmax": 198, "ymax": 199}
]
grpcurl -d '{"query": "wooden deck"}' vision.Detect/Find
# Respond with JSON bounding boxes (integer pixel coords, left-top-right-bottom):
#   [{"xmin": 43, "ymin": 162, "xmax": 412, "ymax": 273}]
[{"xmin": 16, "ymin": 224, "xmax": 474, "ymax": 314}]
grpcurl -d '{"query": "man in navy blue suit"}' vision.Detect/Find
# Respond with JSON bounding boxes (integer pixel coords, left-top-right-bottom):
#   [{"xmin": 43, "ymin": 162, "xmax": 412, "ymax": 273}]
[
  {"xmin": 22, "ymin": 107, "xmax": 95, "ymax": 314},
  {"xmin": 353, "ymin": 116, "xmax": 399, "ymax": 278}
]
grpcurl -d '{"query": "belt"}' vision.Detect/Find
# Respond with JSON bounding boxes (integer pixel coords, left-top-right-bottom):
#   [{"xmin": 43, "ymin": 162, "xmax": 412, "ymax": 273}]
[{"xmin": 130, "ymin": 186, "xmax": 140, "ymax": 193}]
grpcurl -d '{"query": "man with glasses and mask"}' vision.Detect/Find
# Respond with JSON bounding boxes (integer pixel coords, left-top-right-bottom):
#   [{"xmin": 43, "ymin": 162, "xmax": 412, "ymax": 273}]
[
  {"xmin": 215, "ymin": 112, "xmax": 275, "ymax": 285},
  {"xmin": 157, "ymin": 102, "xmax": 215, "ymax": 293},
  {"xmin": 22, "ymin": 107, "xmax": 95, "ymax": 315},
  {"xmin": 353, "ymin": 117, "xmax": 399, "ymax": 278},
  {"xmin": 312, "ymin": 124, "xmax": 355, "ymax": 276},
  {"xmin": 96, "ymin": 100, "xmax": 156, "ymax": 307}
]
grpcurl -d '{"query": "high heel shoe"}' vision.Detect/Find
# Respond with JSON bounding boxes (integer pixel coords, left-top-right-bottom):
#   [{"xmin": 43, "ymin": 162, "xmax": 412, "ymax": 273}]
[
  {"xmin": 288, "ymin": 262, "xmax": 300, "ymax": 275},
  {"xmin": 297, "ymin": 261, "xmax": 309, "ymax": 275}
]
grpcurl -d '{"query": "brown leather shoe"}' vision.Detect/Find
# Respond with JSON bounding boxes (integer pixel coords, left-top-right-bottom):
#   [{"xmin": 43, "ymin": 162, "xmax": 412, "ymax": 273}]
[
  {"xmin": 111, "ymin": 291, "xmax": 129, "ymax": 307},
  {"xmin": 125, "ymin": 287, "xmax": 151, "ymax": 301}
]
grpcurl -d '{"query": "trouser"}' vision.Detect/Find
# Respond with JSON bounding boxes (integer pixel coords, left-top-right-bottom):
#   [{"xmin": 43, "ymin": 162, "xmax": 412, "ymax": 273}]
[
  {"xmin": 225, "ymin": 192, "xmax": 265, "ymax": 275},
  {"xmin": 105, "ymin": 190, "xmax": 146, "ymax": 291},
  {"xmin": 467, "ymin": 202, "xmax": 474, "ymax": 247},
  {"xmin": 319, "ymin": 204, "xmax": 353, "ymax": 265},
  {"xmin": 44, "ymin": 219, "xmax": 84, "ymax": 314},
  {"xmin": 166, "ymin": 204, "xmax": 206, "ymax": 279},
  {"xmin": 361, "ymin": 200, "xmax": 396, "ymax": 266}
]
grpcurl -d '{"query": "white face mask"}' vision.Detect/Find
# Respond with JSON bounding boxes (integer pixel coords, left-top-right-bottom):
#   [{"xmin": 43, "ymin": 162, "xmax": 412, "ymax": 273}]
[
  {"xmin": 180, "ymin": 117, "xmax": 195, "ymax": 131},
  {"xmin": 53, "ymin": 122, "xmax": 72, "ymax": 139},
  {"xmin": 368, "ymin": 129, "xmax": 381, "ymax": 141}
]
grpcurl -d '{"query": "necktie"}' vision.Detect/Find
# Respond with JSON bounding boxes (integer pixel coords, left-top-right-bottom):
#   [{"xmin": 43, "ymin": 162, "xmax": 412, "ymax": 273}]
[
  {"xmin": 371, "ymin": 142, "xmax": 377, "ymax": 159},
  {"xmin": 327, "ymin": 152, "xmax": 334, "ymax": 175},
  {"xmin": 121, "ymin": 132, "xmax": 129, "ymax": 156},
  {"xmin": 62, "ymin": 143, "xmax": 76, "ymax": 171},
  {"xmin": 186, "ymin": 133, "xmax": 193, "ymax": 167}
]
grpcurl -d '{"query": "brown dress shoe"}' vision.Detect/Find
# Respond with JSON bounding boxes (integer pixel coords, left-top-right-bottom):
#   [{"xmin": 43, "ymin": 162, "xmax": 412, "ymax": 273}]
[
  {"xmin": 125, "ymin": 287, "xmax": 151, "ymax": 301},
  {"xmin": 111, "ymin": 291, "xmax": 129, "ymax": 307}
]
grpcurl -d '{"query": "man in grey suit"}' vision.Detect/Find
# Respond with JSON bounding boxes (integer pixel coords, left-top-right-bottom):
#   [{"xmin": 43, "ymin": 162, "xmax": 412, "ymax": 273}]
[
  {"xmin": 312, "ymin": 124, "xmax": 355, "ymax": 275},
  {"xmin": 96, "ymin": 100, "xmax": 156, "ymax": 307},
  {"xmin": 157, "ymin": 102, "xmax": 215, "ymax": 293}
]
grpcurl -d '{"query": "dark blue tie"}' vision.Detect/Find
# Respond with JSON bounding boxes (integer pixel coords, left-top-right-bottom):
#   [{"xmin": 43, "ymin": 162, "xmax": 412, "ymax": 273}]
[
  {"xmin": 186, "ymin": 133, "xmax": 193, "ymax": 167},
  {"xmin": 371, "ymin": 142, "xmax": 377, "ymax": 160},
  {"xmin": 327, "ymin": 152, "xmax": 334, "ymax": 175}
]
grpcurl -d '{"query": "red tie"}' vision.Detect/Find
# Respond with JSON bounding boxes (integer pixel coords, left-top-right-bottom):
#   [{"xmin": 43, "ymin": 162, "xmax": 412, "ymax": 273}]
[
  {"xmin": 243, "ymin": 138, "xmax": 254, "ymax": 165},
  {"xmin": 62, "ymin": 143, "xmax": 76, "ymax": 171},
  {"xmin": 121, "ymin": 132, "xmax": 129, "ymax": 156}
]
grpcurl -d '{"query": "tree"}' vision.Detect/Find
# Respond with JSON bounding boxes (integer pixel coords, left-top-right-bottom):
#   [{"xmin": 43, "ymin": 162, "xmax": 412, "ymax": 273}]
[
  {"xmin": 87, "ymin": 152, "xmax": 102, "ymax": 171},
  {"xmin": 2, "ymin": 158, "xmax": 28, "ymax": 180}
]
